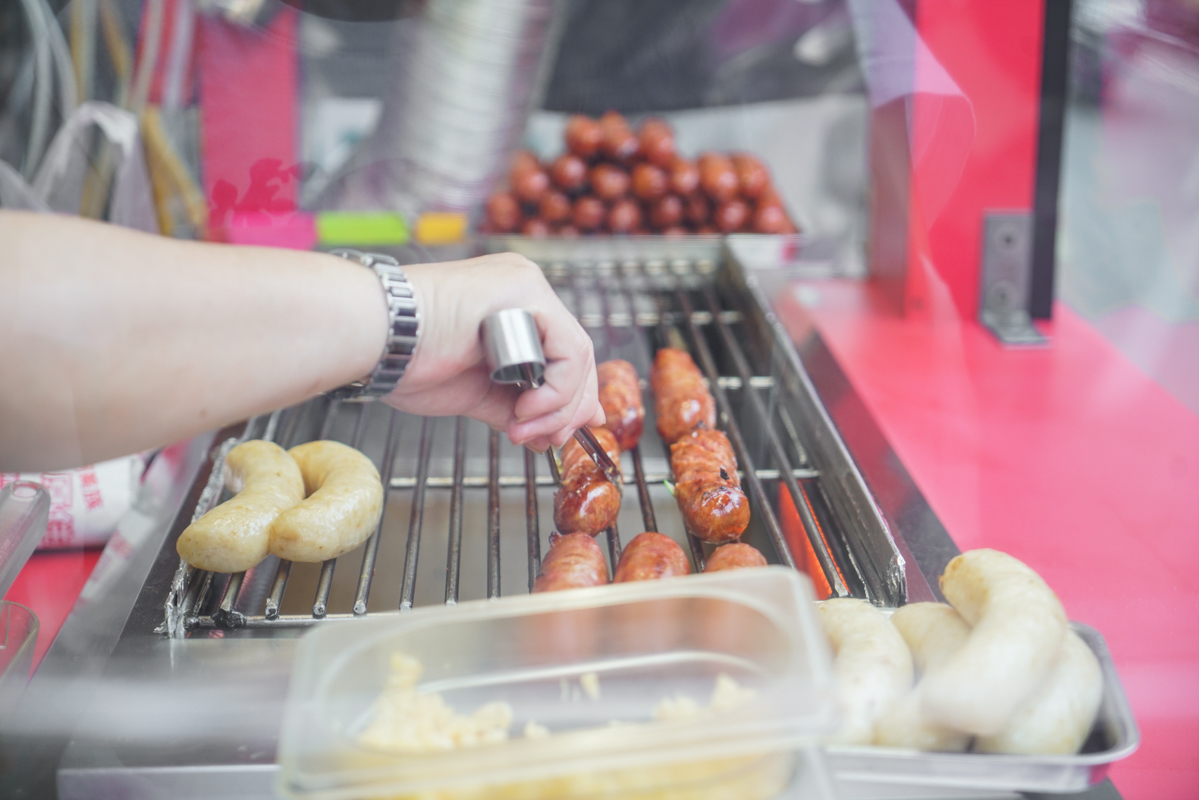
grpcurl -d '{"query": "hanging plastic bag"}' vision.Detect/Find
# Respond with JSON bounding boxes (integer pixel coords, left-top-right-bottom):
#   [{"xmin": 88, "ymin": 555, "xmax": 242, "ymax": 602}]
[
  {"xmin": 0, "ymin": 101, "xmax": 158, "ymax": 233},
  {"xmin": 0, "ymin": 160, "xmax": 51, "ymax": 211}
]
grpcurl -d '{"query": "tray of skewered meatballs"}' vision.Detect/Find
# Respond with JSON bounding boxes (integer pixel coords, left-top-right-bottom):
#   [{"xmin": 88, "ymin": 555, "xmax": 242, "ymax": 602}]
[{"xmin": 483, "ymin": 112, "xmax": 799, "ymax": 238}]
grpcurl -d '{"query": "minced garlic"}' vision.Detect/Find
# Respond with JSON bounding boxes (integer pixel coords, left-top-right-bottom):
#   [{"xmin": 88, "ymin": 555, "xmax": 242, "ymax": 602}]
[{"xmin": 357, "ymin": 654, "xmax": 513, "ymax": 753}]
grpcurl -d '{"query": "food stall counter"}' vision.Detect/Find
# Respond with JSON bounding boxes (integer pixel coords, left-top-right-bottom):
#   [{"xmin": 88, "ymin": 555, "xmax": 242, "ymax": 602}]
[{"xmin": 772, "ymin": 277, "xmax": 1199, "ymax": 800}]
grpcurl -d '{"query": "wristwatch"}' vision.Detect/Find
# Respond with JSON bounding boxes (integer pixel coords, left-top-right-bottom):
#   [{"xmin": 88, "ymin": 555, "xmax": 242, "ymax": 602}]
[{"xmin": 328, "ymin": 249, "xmax": 421, "ymax": 400}]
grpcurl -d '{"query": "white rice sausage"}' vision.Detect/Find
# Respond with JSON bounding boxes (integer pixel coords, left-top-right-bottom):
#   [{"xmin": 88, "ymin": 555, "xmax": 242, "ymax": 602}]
[
  {"xmin": 817, "ymin": 599, "xmax": 913, "ymax": 746},
  {"xmin": 921, "ymin": 549, "xmax": 1068, "ymax": 736},
  {"xmin": 891, "ymin": 602, "xmax": 971, "ymax": 673},
  {"xmin": 269, "ymin": 440, "xmax": 384, "ymax": 562},
  {"xmin": 976, "ymin": 630, "xmax": 1103, "ymax": 755},
  {"xmin": 176, "ymin": 440, "xmax": 304, "ymax": 573},
  {"xmin": 874, "ymin": 602, "xmax": 971, "ymax": 752}
]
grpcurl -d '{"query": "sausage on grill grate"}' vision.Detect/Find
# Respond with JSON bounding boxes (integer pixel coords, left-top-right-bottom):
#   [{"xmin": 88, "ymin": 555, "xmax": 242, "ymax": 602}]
[
  {"xmin": 598, "ymin": 359, "xmax": 644, "ymax": 451},
  {"xmin": 650, "ymin": 348, "xmax": 716, "ymax": 445},
  {"xmin": 670, "ymin": 429, "xmax": 750, "ymax": 544},
  {"xmin": 552, "ymin": 427, "xmax": 622, "ymax": 536},
  {"xmin": 704, "ymin": 542, "xmax": 767, "ymax": 572},
  {"xmin": 532, "ymin": 532, "xmax": 610, "ymax": 592},
  {"xmin": 613, "ymin": 531, "xmax": 690, "ymax": 582}
]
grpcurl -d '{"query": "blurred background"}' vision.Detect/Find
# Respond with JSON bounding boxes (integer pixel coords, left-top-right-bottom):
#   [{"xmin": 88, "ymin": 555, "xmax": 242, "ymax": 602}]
[{"xmin": 1, "ymin": 0, "xmax": 1195, "ymax": 419}]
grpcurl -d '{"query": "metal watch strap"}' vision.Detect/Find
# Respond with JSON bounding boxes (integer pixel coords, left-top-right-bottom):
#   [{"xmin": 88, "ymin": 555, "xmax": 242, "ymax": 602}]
[{"xmin": 328, "ymin": 249, "xmax": 420, "ymax": 400}]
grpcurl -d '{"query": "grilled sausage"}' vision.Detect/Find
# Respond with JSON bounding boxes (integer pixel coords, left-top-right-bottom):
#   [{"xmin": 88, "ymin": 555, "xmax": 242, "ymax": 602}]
[
  {"xmin": 650, "ymin": 348, "xmax": 715, "ymax": 445},
  {"xmin": 533, "ymin": 532, "xmax": 610, "ymax": 592},
  {"xmin": 509, "ymin": 150, "xmax": 540, "ymax": 180},
  {"xmin": 698, "ymin": 152, "xmax": 739, "ymax": 202},
  {"xmin": 639, "ymin": 118, "xmax": 676, "ymax": 168},
  {"xmin": 613, "ymin": 532, "xmax": 690, "ymax": 582},
  {"xmin": 607, "ymin": 199, "xmax": 642, "ymax": 234},
  {"xmin": 177, "ymin": 440, "xmax": 304, "ymax": 573},
  {"xmin": 511, "ymin": 166, "xmax": 550, "ymax": 204},
  {"xmin": 552, "ymin": 427, "xmax": 622, "ymax": 536},
  {"xmin": 751, "ymin": 203, "xmax": 789, "ymax": 234},
  {"xmin": 520, "ymin": 218, "xmax": 550, "ymax": 238},
  {"xmin": 539, "ymin": 190, "xmax": 572, "ymax": 224},
  {"xmin": 550, "ymin": 154, "xmax": 588, "ymax": 193},
  {"xmin": 599, "ymin": 111, "xmax": 639, "ymax": 162},
  {"xmin": 572, "ymin": 195, "xmax": 605, "ymax": 232},
  {"xmin": 649, "ymin": 195, "xmax": 684, "ymax": 230},
  {"xmin": 631, "ymin": 162, "xmax": 668, "ymax": 201},
  {"xmin": 671, "ymin": 429, "xmax": 750, "ymax": 544},
  {"xmin": 597, "ymin": 359, "xmax": 644, "ymax": 451},
  {"xmin": 269, "ymin": 441, "xmax": 384, "ymax": 562},
  {"xmin": 669, "ymin": 157, "xmax": 700, "ymax": 196},
  {"xmin": 731, "ymin": 152, "xmax": 769, "ymax": 199},
  {"xmin": 683, "ymin": 194, "xmax": 710, "ymax": 226},
  {"xmin": 714, "ymin": 199, "xmax": 750, "ymax": 233},
  {"xmin": 590, "ymin": 163, "xmax": 630, "ymax": 201},
  {"xmin": 484, "ymin": 192, "xmax": 521, "ymax": 233},
  {"xmin": 564, "ymin": 114, "xmax": 603, "ymax": 159},
  {"xmin": 704, "ymin": 542, "xmax": 767, "ymax": 572}
]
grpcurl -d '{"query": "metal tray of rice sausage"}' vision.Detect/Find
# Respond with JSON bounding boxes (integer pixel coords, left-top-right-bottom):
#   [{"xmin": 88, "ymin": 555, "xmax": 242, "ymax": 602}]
[{"xmin": 824, "ymin": 621, "xmax": 1139, "ymax": 799}]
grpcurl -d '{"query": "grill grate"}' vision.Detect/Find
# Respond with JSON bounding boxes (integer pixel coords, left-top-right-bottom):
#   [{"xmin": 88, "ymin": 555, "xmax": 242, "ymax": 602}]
[{"xmin": 159, "ymin": 255, "xmax": 860, "ymax": 637}]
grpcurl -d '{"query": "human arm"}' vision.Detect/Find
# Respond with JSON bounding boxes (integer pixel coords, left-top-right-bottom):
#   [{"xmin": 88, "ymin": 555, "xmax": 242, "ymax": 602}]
[{"xmin": 0, "ymin": 212, "xmax": 600, "ymax": 471}]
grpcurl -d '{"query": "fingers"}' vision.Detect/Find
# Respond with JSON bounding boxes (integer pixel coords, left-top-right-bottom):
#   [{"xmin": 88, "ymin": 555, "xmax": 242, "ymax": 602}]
[
  {"xmin": 555, "ymin": 379, "xmax": 605, "ymax": 447},
  {"xmin": 506, "ymin": 290, "xmax": 600, "ymax": 446},
  {"xmin": 389, "ymin": 253, "xmax": 603, "ymax": 449},
  {"xmin": 508, "ymin": 353, "xmax": 597, "ymax": 447},
  {"xmin": 519, "ymin": 435, "xmax": 552, "ymax": 453},
  {"xmin": 512, "ymin": 305, "xmax": 593, "ymax": 421},
  {"xmin": 383, "ymin": 367, "xmax": 521, "ymax": 432},
  {"xmin": 464, "ymin": 381, "xmax": 522, "ymax": 432},
  {"xmin": 585, "ymin": 394, "xmax": 605, "ymax": 428},
  {"xmin": 512, "ymin": 358, "xmax": 585, "ymax": 423}
]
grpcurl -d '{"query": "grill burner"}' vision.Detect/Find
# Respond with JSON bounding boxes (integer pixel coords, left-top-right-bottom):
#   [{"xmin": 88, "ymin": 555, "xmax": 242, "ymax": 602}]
[{"xmin": 160, "ymin": 247, "xmax": 903, "ymax": 637}]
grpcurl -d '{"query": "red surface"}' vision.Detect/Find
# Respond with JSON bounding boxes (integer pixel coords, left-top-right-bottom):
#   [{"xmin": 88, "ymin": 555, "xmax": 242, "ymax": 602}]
[
  {"xmin": 197, "ymin": 8, "xmax": 301, "ymax": 239},
  {"xmin": 786, "ymin": 279, "xmax": 1199, "ymax": 800},
  {"xmin": 3, "ymin": 549, "xmax": 102, "ymax": 670},
  {"xmin": 906, "ymin": 0, "xmax": 1046, "ymax": 320}
]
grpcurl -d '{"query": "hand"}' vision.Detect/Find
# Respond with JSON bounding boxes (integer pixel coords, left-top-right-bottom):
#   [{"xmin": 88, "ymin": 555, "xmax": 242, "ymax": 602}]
[{"xmin": 383, "ymin": 253, "xmax": 604, "ymax": 450}]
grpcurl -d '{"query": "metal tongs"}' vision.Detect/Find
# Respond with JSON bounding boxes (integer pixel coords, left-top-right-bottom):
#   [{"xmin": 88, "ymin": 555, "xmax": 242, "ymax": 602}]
[{"xmin": 481, "ymin": 309, "xmax": 621, "ymax": 484}]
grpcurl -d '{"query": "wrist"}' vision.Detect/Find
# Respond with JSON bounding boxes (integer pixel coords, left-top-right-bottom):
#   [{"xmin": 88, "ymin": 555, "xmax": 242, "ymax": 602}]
[{"xmin": 328, "ymin": 250, "xmax": 422, "ymax": 400}]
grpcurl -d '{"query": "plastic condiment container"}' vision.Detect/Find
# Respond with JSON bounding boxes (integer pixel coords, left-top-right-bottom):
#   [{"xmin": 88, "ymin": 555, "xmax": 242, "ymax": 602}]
[
  {"xmin": 277, "ymin": 567, "xmax": 838, "ymax": 800},
  {"xmin": 0, "ymin": 601, "xmax": 39, "ymax": 720}
]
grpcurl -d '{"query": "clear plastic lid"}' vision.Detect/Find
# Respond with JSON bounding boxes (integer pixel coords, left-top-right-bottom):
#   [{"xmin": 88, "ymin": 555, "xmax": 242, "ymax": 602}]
[
  {"xmin": 0, "ymin": 481, "xmax": 50, "ymax": 598},
  {"xmin": 277, "ymin": 567, "xmax": 836, "ymax": 800}
]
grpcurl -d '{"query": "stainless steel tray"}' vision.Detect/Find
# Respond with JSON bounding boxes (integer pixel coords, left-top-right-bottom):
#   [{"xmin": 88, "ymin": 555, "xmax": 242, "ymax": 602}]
[{"xmin": 825, "ymin": 622, "xmax": 1139, "ymax": 799}]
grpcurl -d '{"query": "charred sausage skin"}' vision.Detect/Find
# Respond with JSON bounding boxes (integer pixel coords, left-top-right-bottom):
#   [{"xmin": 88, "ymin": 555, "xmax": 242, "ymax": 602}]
[
  {"xmin": 598, "ymin": 359, "xmax": 644, "ymax": 451},
  {"xmin": 671, "ymin": 429, "xmax": 750, "ymax": 544},
  {"xmin": 704, "ymin": 542, "xmax": 768, "ymax": 572},
  {"xmin": 552, "ymin": 427, "xmax": 622, "ymax": 535},
  {"xmin": 650, "ymin": 348, "xmax": 716, "ymax": 445},
  {"xmin": 613, "ymin": 532, "xmax": 691, "ymax": 582},
  {"xmin": 533, "ymin": 533, "xmax": 610, "ymax": 592}
]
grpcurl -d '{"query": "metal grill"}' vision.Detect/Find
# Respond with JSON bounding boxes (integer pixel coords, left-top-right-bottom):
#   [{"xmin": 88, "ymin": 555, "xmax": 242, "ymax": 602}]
[{"xmin": 160, "ymin": 247, "xmax": 885, "ymax": 638}]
